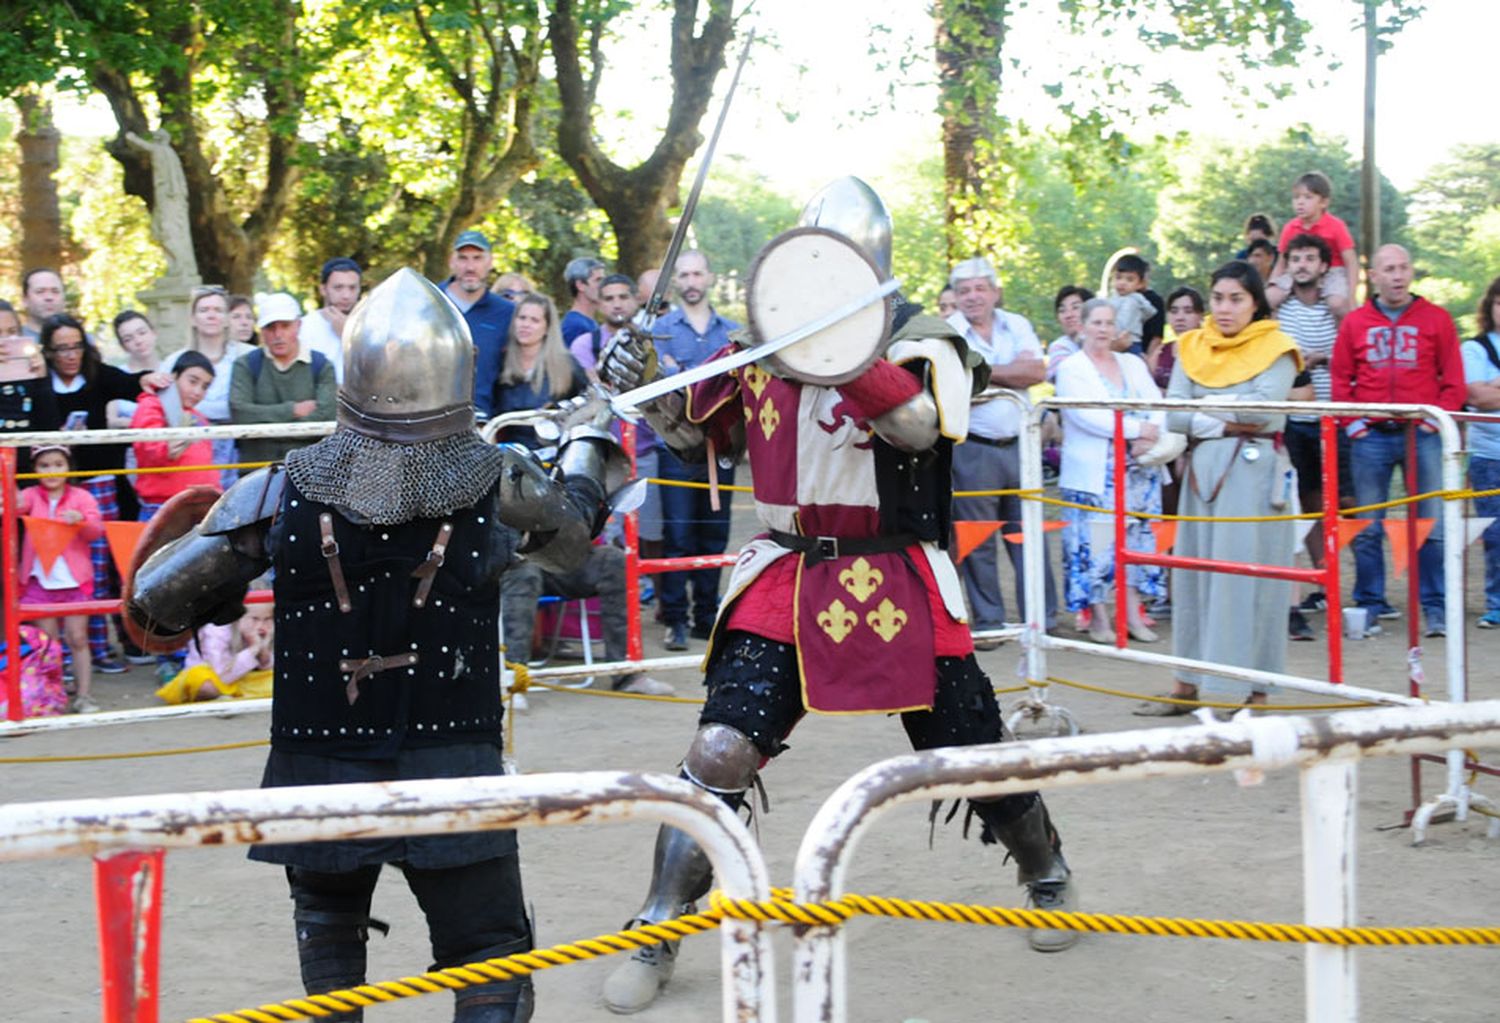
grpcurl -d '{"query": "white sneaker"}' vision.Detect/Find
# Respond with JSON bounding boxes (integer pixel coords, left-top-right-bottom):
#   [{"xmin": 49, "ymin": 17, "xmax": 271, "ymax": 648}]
[{"xmin": 616, "ymin": 674, "xmax": 675, "ymax": 696}]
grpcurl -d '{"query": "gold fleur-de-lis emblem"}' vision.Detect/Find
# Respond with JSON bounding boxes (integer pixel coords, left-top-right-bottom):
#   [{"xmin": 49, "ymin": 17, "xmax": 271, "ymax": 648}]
[
  {"xmin": 743, "ymin": 404, "xmax": 753, "ymax": 424},
  {"xmin": 838, "ymin": 557, "xmax": 883, "ymax": 603},
  {"xmin": 866, "ymin": 598, "xmax": 907, "ymax": 642},
  {"xmin": 742, "ymin": 362, "xmax": 771, "ymax": 400},
  {"xmin": 758, "ymin": 397, "xmax": 781, "ymax": 440},
  {"xmin": 816, "ymin": 598, "xmax": 859, "ymax": 643}
]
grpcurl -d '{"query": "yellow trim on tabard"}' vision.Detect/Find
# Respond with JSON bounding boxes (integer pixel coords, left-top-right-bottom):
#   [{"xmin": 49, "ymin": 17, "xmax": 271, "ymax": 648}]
[
  {"xmin": 682, "ymin": 352, "xmax": 744, "ymax": 425},
  {"xmin": 793, "ymin": 552, "xmax": 934, "ymax": 717}
]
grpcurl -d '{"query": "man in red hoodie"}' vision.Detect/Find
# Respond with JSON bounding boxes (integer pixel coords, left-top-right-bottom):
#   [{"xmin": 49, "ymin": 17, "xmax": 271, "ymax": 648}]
[{"xmin": 1330, "ymin": 244, "xmax": 1466, "ymax": 636}]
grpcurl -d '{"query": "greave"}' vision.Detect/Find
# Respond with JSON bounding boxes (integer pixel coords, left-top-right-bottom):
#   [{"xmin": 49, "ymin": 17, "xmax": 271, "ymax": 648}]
[
  {"xmin": 973, "ymin": 795, "xmax": 1070, "ymax": 885},
  {"xmin": 631, "ymin": 773, "xmax": 746, "ymax": 925},
  {"xmin": 294, "ymin": 911, "xmax": 376, "ymax": 1022},
  {"xmin": 452, "ymin": 975, "xmax": 535, "ymax": 1022}
]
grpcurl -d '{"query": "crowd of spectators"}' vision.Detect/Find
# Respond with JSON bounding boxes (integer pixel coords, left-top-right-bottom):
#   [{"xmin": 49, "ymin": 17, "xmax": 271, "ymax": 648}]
[{"xmin": 7, "ymin": 161, "xmax": 1500, "ymax": 719}]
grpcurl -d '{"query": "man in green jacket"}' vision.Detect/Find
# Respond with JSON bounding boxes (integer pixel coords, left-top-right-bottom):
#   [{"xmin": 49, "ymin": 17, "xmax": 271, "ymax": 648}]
[{"xmin": 229, "ymin": 292, "xmax": 337, "ymax": 471}]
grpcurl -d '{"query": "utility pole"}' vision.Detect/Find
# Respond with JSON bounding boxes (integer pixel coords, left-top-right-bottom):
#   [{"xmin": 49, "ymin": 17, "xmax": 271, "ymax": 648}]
[{"xmin": 1360, "ymin": 0, "xmax": 1379, "ymax": 296}]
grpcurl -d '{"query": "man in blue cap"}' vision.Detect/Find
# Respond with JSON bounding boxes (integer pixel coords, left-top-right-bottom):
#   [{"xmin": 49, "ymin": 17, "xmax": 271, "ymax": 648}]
[{"xmin": 443, "ymin": 229, "xmax": 515, "ymax": 418}]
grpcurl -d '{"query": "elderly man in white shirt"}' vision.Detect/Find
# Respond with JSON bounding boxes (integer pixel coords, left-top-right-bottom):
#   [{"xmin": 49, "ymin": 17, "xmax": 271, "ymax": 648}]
[{"xmin": 946, "ymin": 257, "xmax": 1058, "ymax": 642}]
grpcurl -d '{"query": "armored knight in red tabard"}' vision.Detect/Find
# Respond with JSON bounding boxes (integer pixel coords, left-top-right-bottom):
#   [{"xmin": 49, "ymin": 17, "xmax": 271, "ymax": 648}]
[{"xmin": 599, "ymin": 177, "xmax": 1081, "ymax": 1014}]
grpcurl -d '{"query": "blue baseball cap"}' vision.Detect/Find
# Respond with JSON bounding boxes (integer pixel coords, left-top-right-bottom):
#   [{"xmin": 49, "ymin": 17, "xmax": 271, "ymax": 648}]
[{"xmin": 453, "ymin": 230, "xmax": 492, "ymax": 253}]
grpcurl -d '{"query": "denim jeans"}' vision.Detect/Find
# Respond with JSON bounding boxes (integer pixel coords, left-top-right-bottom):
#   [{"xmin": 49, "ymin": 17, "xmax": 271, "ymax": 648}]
[
  {"xmin": 657, "ymin": 446, "xmax": 734, "ymax": 629},
  {"xmin": 1349, "ymin": 430, "xmax": 1444, "ymax": 618},
  {"xmin": 1471, "ymin": 455, "xmax": 1500, "ymax": 613}
]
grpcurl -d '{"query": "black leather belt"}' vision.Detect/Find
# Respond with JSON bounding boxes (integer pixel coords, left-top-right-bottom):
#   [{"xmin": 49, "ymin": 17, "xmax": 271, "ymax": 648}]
[
  {"xmin": 1368, "ymin": 420, "xmax": 1406, "ymax": 433},
  {"xmin": 768, "ymin": 529, "xmax": 919, "ymax": 566},
  {"xmin": 965, "ymin": 434, "xmax": 1017, "ymax": 447}
]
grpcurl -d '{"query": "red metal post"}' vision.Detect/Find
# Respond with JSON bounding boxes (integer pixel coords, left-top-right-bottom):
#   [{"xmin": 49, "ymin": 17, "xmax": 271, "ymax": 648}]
[
  {"xmin": 1123, "ymin": 550, "xmax": 1324, "ymax": 583},
  {"xmin": 1405, "ymin": 423, "xmax": 1420, "ymax": 659},
  {"xmin": 1320, "ymin": 414, "xmax": 1344, "ymax": 684},
  {"xmin": 94, "ymin": 848, "xmax": 165, "ymax": 1023},
  {"xmin": 2, "ymin": 446, "xmax": 20, "ymax": 721},
  {"xmin": 1406, "ymin": 422, "xmax": 1423, "ymax": 815},
  {"xmin": 622, "ymin": 421, "xmax": 643, "ymax": 662},
  {"xmin": 1112, "ymin": 409, "xmax": 1129, "ymax": 648}
]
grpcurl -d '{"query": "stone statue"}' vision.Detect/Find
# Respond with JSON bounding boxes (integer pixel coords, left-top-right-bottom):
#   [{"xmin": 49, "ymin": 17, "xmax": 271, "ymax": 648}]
[{"xmin": 126, "ymin": 129, "xmax": 198, "ymax": 280}]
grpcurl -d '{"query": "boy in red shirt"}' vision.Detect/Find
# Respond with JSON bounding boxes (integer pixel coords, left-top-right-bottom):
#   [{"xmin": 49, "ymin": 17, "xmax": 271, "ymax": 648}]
[{"xmin": 1269, "ymin": 171, "xmax": 1358, "ymax": 321}]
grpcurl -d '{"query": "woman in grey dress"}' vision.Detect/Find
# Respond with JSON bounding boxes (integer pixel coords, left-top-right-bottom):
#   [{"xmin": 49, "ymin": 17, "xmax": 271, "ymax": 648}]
[{"xmin": 1135, "ymin": 261, "xmax": 1302, "ymax": 715}]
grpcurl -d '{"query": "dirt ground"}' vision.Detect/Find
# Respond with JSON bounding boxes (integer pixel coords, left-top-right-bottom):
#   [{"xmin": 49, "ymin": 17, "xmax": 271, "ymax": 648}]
[{"xmin": 4, "ymin": 507, "xmax": 1499, "ymax": 1022}]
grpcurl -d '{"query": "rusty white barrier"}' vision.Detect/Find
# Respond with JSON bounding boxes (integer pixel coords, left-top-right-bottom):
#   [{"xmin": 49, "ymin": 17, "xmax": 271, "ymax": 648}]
[
  {"xmin": 0, "ymin": 771, "xmax": 777, "ymax": 1023},
  {"xmin": 790, "ymin": 699, "xmax": 1500, "ymax": 1023},
  {"xmin": 1018, "ymin": 397, "xmax": 1483, "ymax": 839}
]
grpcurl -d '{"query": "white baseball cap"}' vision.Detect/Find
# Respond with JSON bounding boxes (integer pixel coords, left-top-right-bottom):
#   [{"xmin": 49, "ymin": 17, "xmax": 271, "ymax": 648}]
[{"xmin": 256, "ymin": 292, "xmax": 303, "ymax": 328}]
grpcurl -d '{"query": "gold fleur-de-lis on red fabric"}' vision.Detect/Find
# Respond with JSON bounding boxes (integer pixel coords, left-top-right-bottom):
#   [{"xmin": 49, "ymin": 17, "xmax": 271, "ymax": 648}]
[
  {"xmin": 816, "ymin": 598, "xmax": 859, "ymax": 643},
  {"xmin": 758, "ymin": 397, "xmax": 781, "ymax": 440},
  {"xmin": 838, "ymin": 557, "xmax": 883, "ymax": 603},
  {"xmin": 866, "ymin": 598, "xmax": 907, "ymax": 642},
  {"xmin": 742, "ymin": 362, "xmax": 771, "ymax": 400}
]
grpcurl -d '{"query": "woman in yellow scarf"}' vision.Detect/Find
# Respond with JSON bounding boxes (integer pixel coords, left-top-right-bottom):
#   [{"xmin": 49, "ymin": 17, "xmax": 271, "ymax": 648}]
[{"xmin": 1135, "ymin": 261, "xmax": 1303, "ymax": 716}]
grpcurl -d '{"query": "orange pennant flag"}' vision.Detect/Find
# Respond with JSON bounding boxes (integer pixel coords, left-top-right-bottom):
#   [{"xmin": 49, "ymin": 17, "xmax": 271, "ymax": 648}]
[
  {"xmin": 954, "ymin": 521, "xmax": 1004, "ymax": 563},
  {"xmin": 20, "ymin": 515, "xmax": 81, "ymax": 575},
  {"xmin": 1383, "ymin": 519, "xmax": 1436, "ymax": 578},
  {"xmin": 1150, "ymin": 521, "xmax": 1178, "ymax": 554},
  {"xmin": 1000, "ymin": 521, "xmax": 1065, "ymax": 544},
  {"xmin": 105, "ymin": 520, "xmax": 150, "ymax": 584},
  {"xmin": 1335, "ymin": 519, "xmax": 1372, "ymax": 552}
]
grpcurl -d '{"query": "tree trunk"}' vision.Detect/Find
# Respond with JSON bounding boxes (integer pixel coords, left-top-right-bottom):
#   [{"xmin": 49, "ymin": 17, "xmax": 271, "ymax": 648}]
[
  {"xmin": 934, "ymin": 0, "xmax": 1007, "ymax": 262},
  {"xmin": 549, "ymin": 0, "xmax": 737, "ymax": 278},
  {"xmin": 92, "ymin": 12, "xmax": 304, "ymax": 294},
  {"xmin": 15, "ymin": 93, "xmax": 63, "ymax": 274},
  {"xmin": 412, "ymin": 4, "xmax": 544, "ymax": 278}
]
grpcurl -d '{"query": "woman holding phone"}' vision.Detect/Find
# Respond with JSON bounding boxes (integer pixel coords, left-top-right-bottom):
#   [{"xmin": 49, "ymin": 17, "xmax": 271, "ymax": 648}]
[{"xmin": 43, "ymin": 314, "xmax": 169, "ymax": 673}]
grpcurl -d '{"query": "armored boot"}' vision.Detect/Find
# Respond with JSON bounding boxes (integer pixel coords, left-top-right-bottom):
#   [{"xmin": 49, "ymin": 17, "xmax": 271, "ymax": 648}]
[
  {"xmin": 601, "ymin": 823, "xmax": 715, "ymax": 1014},
  {"xmin": 453, "ymin": 975, "xmax": 535, "ymax": 1022},
  {"xmin": 975, "ymin": 796, "xmax": 1079, "ymax": 952},
  {"xmin": 294, "ymin": 909, "xmax": 388, "ymax": 1021}
]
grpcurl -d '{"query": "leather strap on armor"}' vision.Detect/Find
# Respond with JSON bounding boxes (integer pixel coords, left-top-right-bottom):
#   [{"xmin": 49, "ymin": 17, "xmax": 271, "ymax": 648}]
[
  {"xmin": 767, "ymin": 528, "xmax": 919, "ymax": 566},
  {"xmin": 339, "ymin": 652, "xmax": 420, "ymax": 705},
  {"xmin": 319, "ymin": 513, "xmax": 353, "ymax": 613},
  {"xmin": 410, "ymin": 521, "xmax": 453, "ymax": 608}
]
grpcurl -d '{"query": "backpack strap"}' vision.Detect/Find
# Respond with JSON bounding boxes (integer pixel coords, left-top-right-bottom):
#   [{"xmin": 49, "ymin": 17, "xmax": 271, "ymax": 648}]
[
  {"xmin": 1475, "ymin": 334, "xmax": 1500, "ymax": 374},
  {"xmin": 244, "ymin": 347, "xmax": 266, "ymax": 382}
]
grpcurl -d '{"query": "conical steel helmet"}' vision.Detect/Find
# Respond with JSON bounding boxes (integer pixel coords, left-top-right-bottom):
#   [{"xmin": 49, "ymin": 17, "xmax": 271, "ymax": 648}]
[
  {"xmin": 796, "ymin": 176, "xmax": 893, "ymax": 278},
  {"xmin": 339, "ymin": 268, "xmax": 476, "ymax": 442}
]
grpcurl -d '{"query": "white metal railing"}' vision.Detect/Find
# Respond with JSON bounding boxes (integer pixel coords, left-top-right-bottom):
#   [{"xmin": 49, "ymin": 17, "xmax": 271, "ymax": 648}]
[
  {"xmin": 790, "ymin": 700, "xmax": 1500, "ymax": 1023},
  {"xmin": 1017, "ymin": 397, "xmax": 1475, "ymax": 836},
  {"xmin": 0, "ymin": 771, "xmax": 777, "ymax": 1023}
]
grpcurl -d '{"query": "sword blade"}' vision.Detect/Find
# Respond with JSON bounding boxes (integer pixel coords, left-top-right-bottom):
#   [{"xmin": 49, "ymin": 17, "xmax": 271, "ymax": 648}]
[
  {"xmin": 641, "ymin": 29, "xmax": 756, "ymax": 327},
  {"xmin": 611, "ymin": 277, "xmax": 901, "ymax": 414}
]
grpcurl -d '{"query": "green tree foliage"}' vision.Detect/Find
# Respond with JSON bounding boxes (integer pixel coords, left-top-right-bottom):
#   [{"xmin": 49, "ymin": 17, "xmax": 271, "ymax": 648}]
[
  {"xmin": 689, "ymin": 159, "xmax": 798, "ymax": 286},
  {"xmin": 1154, "ymin": 128, "xmax": 1406, "ymax": 290},
  {"xmin": 1408, "ymin": 144, "xmax": 1500, "ymax": 331},
  {"xmin": 894, "ymin": 129, "xmax": 1164, "ymax": 324},
  {"xmin": 0, "ymin": 0, "xmax": 318, "ymax": 292}
]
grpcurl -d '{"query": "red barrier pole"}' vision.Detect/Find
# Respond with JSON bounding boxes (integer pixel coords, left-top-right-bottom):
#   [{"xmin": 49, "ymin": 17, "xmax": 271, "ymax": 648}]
[
  {"xmin": 2, "ymin": 446, "xmax": 21, "ymax": 721},
  {"xmin": 94, "ymin": 848, "xmax": 164, "ymax": 1023},
  {"xmin": 1112, "ymin": 409, "xmax": 1128, "ymax": 648},
  {"xmin": 622, "ymin": 421, "xmax": 643, "ymax": 662},
  {"xmin": 1405, "ymin": 423, "xmax": 1421, "ymax": 663},
  {"xmin": 1321, "ymin": 414, "xmax": 1344, "ymax": 685}
]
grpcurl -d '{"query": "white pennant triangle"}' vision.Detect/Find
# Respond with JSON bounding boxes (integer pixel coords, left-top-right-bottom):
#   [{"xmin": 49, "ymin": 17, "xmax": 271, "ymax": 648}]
[{"xmin": 1467, "ymin": 517, "xmax": 1496, "ymax": 546}]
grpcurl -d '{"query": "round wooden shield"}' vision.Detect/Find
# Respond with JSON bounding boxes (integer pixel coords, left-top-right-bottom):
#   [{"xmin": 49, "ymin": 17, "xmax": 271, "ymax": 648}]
[{"xmin": 746, "ymin": 226, "xmax": 892, "ymax": 386}]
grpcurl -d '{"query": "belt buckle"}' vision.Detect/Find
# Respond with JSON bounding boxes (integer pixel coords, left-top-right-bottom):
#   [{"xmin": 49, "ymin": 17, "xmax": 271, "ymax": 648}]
[{"xmin": 814, "ymin": 536, "xmax": 839, "ymax": 561}]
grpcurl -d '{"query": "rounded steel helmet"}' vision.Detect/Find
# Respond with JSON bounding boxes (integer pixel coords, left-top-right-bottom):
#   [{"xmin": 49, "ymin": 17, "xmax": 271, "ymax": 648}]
[
  {"xmin": 339, "ymin": 267, "xmax": 476, "ymax": 442},
  {"xmin": 797, "ymin": 176, "xmax": 893, "ymax": 278}
]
